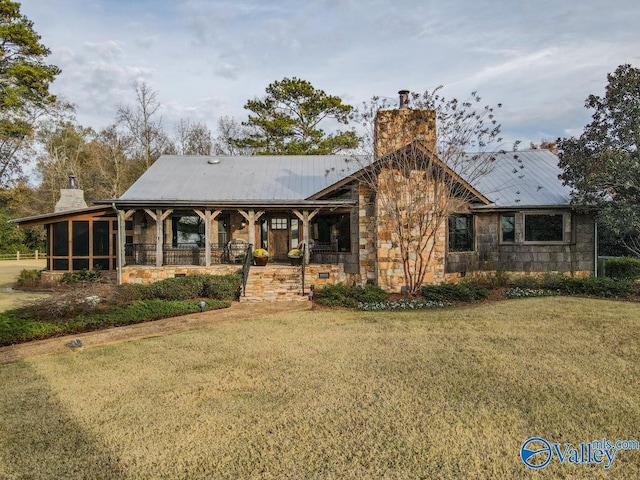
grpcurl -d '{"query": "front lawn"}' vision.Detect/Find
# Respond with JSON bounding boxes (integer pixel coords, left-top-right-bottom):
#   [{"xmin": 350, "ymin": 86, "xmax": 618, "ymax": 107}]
[{"xmin": 0, "ymin": 297, "xmax": 638, "ymax": 478}]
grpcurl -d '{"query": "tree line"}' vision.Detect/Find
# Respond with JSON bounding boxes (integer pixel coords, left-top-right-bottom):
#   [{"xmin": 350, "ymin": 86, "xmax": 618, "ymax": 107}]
[{"xmin": 1, "ymin": 0, "xmax": 640, "ymax": 273}]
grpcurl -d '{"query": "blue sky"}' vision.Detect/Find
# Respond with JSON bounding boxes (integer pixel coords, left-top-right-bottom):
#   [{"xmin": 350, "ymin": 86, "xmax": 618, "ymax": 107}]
[{"xmin": 21, "ymin": 0, "xmax": 640, "ymax": 147}]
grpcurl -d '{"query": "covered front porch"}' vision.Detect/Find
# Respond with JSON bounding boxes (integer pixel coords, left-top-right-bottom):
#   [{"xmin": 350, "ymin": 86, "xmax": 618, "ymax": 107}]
[{"xmin": 111, "ymin": 201, "xmax": 358, "ymax": 273}]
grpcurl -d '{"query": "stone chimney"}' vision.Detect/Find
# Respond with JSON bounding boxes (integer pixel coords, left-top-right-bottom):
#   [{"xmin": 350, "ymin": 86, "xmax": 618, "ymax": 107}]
[
  {"xmin": 374, "ymin": 90, "xmax": 436, "ymax": 158},
  {"xmin": 54, "ymin": 174, "xmax": 88, "ymax": 212}
]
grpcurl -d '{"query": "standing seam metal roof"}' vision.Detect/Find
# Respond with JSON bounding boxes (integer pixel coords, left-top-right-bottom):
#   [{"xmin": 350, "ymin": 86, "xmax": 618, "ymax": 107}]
[
  {"xmin": 119, "ymin": 155, "xmax": 370, "ymax": 202},
  {"xmin": 118, "ymin": 150, "xmax": 570, "ymax": 208}
]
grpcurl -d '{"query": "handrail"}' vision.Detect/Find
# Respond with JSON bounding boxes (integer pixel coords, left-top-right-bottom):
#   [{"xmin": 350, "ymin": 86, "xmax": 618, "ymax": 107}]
[
  {"xmin": 241, "ymin": 243, "xmax": 253, "ymax": 297},
  {"xmin": 301, "ymin": 243, "xmax": 306, "ymax": 296}
]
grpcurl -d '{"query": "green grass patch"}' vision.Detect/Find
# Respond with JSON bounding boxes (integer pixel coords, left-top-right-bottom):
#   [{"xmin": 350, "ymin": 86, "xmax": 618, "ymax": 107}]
[
  {"xmin": 0, "ymin": 298, "xmax": 638, "ymax": 478},
  {"xmin": 0, "ymin": 299, "xmax": 229, "ymax": 346}
]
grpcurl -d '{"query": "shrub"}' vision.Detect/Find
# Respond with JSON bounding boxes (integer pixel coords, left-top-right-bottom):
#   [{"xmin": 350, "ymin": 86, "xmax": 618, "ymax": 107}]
[
  {"xmin": 605, "ymin": 257, "xmax": 640, "ymax": 280},
  {"xmin": 110, "ymin": 283, "xmax": 148, "ymax": 304},
  {"xmin": 314, "ymin": 284, "xmax": 388, "ymax": 308},
  {"xmin": 60, "ymin": 269, "xmax": 103, "ymax": 284},
  {"xmin": 420, "ymin": 281, "xmax": 489, "ymax": 303},
  {"xmin": 143, "ymin": 274, "xmax": 211, "ymax": 300},
  {"xmin": 510, "ymin": 275, "xmax": 540, "ymax": 289},
  {"xmin": 352, "ymin": 285, "xmax": 389, "ymax": 304},
  {"xmin": 16, "ymin": 269, "xmax": 42, "ymax": 287},
  {"xmin": 203, "ymin": 275, "xmax": 243, "ymax": 300},
  {"xmin": 314, "ymin": 283, "xmax": 358, "ymax": 307},
  {"xmin": 538, "ymin": 272, "xmax": 567, "ymax": 290},
  {"xmin": 559, "ymin": 277, "xmax": 634, "ymax": 298}
]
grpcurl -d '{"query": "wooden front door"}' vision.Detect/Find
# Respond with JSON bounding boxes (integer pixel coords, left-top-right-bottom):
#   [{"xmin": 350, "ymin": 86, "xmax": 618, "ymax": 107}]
[{"xmin": 270, "ymin": 217, "xmax": 289, "ymax": 261}]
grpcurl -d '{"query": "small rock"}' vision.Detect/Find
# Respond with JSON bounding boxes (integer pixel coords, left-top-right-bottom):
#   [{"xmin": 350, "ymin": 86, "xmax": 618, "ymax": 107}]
[{"xmin": 66, "ymin": 338, "xmax": 83, "ymax": 348}]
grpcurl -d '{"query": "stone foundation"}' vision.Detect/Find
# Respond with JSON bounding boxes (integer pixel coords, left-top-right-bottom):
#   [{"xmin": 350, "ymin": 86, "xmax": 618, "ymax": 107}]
[{"xmin": 122, "ymin": 265, "xmax": 241, "ymax": 284}]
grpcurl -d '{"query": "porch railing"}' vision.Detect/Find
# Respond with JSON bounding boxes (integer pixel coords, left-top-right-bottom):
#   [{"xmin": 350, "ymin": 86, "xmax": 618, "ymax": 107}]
[
  {"xmin": 241, "ymin": 243, "xmax": 253, "ymax": 296},
  {"xmin": 124, "ymin": 243, "xmax": 249, "ymax": 266},
  {"xmin": 310, "ymin": 239, "xmax": 339, "ymax": 264}
]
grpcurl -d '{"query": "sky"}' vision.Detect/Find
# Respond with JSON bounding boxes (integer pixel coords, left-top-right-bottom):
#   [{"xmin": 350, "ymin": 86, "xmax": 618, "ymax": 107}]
[{"xmin": 20, "ymin": 0, "xmax": 640, "ymax": 148}]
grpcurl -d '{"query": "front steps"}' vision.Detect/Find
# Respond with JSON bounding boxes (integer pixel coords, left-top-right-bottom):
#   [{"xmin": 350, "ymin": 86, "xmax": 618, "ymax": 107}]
[{"xmin": 241, "ymin": 264, "xmax": 310, "ymax": 302}]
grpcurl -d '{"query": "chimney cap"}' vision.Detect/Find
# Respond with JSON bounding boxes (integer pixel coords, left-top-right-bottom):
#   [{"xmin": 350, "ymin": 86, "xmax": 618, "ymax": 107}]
[
  {"xmin": 67, "ymin": 173, "xmax": 78, "ymax": 189},
  {"xmin": 398, "ymin": 90, "xmax": 410, "ymax": 109}
]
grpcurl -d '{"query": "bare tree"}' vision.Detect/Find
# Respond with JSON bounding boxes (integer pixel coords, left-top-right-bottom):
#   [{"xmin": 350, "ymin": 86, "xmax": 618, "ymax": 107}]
[
  {"xmin": 175, "ymin": 119, "xmax": 213, "ymax": 155},
  {"xmin": 213, "ymin": 116, "xmax": 254, "ymax": 156},
  {"xmin": 354, "ymin": 88, "xmax": 507, "ymax": 294},
  {"xmin": 116, "ymin": 81, "xmax": 171, "ymax": 170},
  {"xmin": 90, "ymin": 124, "xmax": 136, "ymax": 198}
]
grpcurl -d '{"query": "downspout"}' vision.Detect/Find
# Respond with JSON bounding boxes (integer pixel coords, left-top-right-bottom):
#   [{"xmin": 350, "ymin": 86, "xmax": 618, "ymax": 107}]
[{"xmin": 111, "ymin": 202, "xmax": 123, "ymax": 285}]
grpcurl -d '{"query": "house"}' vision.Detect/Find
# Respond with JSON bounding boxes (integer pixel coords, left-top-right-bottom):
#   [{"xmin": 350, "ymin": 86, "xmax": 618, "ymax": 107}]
[{"xmin": 12, "ymin": 95, "xmax": 596, "ymax": 297}]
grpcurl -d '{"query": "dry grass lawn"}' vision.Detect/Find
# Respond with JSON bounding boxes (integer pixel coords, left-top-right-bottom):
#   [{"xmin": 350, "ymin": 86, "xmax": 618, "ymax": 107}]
[
  {"xmin": 0, "ymin": 297, "xmax": 639, "ymax": 479},
  {"xmin": 0, "ymin": 259, "xmax": 49, "ymax": 311}
]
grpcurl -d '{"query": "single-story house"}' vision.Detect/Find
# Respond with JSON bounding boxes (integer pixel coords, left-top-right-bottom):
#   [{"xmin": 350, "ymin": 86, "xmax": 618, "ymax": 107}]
[{"xmin": 13, "ymin": 98, "xmax": 596, "ymax": 297}]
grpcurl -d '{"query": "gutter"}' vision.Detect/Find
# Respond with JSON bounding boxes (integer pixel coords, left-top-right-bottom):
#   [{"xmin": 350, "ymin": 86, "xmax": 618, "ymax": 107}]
[{"xmin": 111, "ymin": 202, "xmax": 123, "ymax": 285}]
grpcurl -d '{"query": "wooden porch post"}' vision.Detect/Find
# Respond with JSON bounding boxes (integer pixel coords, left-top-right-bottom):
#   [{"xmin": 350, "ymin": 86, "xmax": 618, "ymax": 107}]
[
  {"xmin": 145, "ymin": 209, "xmax": 173, "ymax": 267},
  {"xmin": 119, "ymin": 209, "xmax": 136, "ymax": 268},
  {"xmin": 238, "ymin": 209, "xmax": 264, "ymax": 249},
  {"xmin": 194, "ymin": 209, "xmax": 221, "ymax": 266},
  {"xmin": 293, "ymin": 209, "xmax": 319, "ymax": 263}
]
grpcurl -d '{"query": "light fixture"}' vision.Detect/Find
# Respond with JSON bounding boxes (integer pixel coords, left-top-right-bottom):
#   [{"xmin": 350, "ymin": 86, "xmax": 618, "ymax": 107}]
[
  {"xmin": 240, "ymin": 220, "xmax": 247, "ymax": 229},
  {"xmin": 140, "ymin": 216, "xmax": 148, "ymax": 229}
]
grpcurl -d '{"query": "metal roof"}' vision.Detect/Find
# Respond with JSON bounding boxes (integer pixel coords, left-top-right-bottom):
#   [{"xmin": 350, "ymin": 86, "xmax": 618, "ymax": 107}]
[
  {"xmin": 119, "ymin": 155, "xmax": 370, "ymax": 202},
  {"xmin": 117, "ymin": 150, "xmax": 570, "ymax": 209},
  {"xmin": 466, "ymin": 149, "xmax": 571, "ymax": 208}
]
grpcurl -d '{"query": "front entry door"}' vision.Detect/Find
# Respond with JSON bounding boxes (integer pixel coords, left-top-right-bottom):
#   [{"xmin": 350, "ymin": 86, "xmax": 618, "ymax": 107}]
[{"xmin": 270, "ymin": 217, "xmax": 289, "ymax": 261}]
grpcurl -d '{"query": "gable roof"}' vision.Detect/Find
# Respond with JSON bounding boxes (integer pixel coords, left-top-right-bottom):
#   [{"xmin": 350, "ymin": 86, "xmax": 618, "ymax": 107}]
[
  {"xmin": 118, "ymin": 155, "xmax": 370, "ymax": 203},
  {"xmin": 113, "ymin": 149, "xmax": 570, "ymax": 209}
]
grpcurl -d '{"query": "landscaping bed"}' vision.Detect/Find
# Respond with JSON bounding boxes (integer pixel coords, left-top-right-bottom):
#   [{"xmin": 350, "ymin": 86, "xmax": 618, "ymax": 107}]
[{"xmin": 0, "ymin": 273, "xmax": 242, "ymax": 346}]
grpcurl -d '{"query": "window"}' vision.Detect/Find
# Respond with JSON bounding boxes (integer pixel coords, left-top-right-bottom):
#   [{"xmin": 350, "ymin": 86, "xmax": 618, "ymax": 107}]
[
  {"xmin": 271, "ymin": 218, "xmax": 288, "ymax": 230},
  {"xmin": 93, "ymin": 221, "xmax": 110, "ymax": 256},
  {"xmin": 448, "ymin": 214, "xmax": 474, "ymax": 252},
  {"xmin": 501, "ymin": 214, "xmax": 515, "ymax": 242},
  {"xmin": 52, "ymin": 221, "xmax": 69, "ymax": 256},
  {"xmin": 291, "ymin": 218, "xmax": 299, "ymax": 249},
  {"xmin": 311, "ymin": 214, "xmax": 351, "ymax": 252},
  {"xmin": 524, "ymin": 214, "xmax": 564, "ymax": 242},
  {"xmin": 172, "ymin": 216, "xmax": 204, "ymax": 247}
]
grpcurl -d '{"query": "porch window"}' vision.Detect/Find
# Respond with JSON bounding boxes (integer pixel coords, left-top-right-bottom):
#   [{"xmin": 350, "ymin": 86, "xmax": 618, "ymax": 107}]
[
  {"xmin": 448, "ymin": 214, "xmax": 474, "ymax": 252},
  {"xmin": 524, "ymin": 214, "xmax": 564, "ymax": 242},
  {"xmin": 172, "ymin": 215, "xmax": 204, "ymax": 247},
  {"xmin": 311, "ymin": 214, "xmax": 351, "ymax": 252},
  {"xmin": 500, "ymin": 214, "xmax": 515, "ymax": 242}
]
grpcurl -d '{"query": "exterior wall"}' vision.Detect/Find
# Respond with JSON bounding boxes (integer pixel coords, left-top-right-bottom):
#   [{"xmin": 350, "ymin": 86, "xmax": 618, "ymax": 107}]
[
  {"xmin": 446, "ymin": 211, "xmax": 595, "ymax": 277},
  {"xmin": 122, "ymin": 265, "xmax": 241, "ymax": 284},
  {"xmin": 374, "ymin": 170, "xmax": 449, "ymax": 292},
  {"xmin": 358, "ymin": 183, "xmax": 377, "ymax": 284}
]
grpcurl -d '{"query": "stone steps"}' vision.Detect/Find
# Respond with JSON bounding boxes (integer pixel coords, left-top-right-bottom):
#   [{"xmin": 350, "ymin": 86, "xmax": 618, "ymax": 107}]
[{"xmin": 241, "ymin": 264, "xmax": 310, "ymax": 302}]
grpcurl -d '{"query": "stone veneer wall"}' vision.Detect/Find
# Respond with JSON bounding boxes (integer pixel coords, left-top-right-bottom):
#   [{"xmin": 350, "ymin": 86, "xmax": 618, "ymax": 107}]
[
  {"xmin": 358, "ymin": 183, "xmax": 377, "ymax": 285},
  {"xmin": 374, "ymin": 109, "xmax": 436, "ymax": 158},
  {"xmin": 122, "ymin": 265, "xmax": 241, "ymax": 284}
]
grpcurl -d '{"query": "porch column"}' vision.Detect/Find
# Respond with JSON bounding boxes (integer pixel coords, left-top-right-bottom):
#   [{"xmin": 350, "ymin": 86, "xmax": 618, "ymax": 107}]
[
  {"xmin": 118, "ymin": 209, "xmax": 136, "ymax": 268},
  {"xmin": 293, "ymin": 209, "xmax": 319, "ymax": 263},
  {"xmin": 238, "ymin": 209, "xmax": 264, "ymax": 249},
  {"xmin": 194, "ymin": 209, "xmax": 221, "ymax": 267},
  {"xmin": 145, "ymin": 209, "xmax": 173, "ymax": 267}
]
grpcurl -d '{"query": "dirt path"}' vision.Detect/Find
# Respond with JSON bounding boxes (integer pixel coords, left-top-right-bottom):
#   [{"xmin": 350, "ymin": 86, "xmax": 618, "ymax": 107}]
[{"xmin": 0, "ymin": 301, "xmax": 312, "ymax": 364}]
